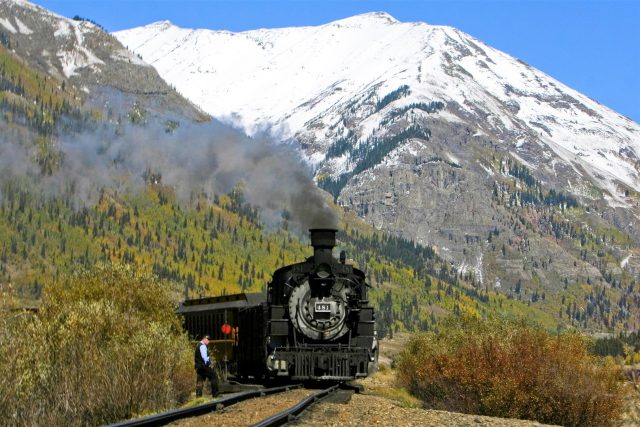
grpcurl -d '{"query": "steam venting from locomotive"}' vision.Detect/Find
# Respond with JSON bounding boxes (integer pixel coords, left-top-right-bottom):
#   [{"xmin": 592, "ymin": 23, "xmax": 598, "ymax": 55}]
[{"xmin": 0, "ymin": 118, "xmax": 338, "ymax": 230}]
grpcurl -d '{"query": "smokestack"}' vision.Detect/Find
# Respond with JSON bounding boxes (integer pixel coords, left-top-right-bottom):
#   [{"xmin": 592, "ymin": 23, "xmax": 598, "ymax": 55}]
[{"xmin": 309, "ymin": 228, "xmax": 337, "ymax": 266}]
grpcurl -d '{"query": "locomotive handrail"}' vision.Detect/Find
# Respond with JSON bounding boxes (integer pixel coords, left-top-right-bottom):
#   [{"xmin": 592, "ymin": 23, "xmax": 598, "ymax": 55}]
[
  {"xmin": 106, "ymin": 384, "xmax": 303, "ymax": 427},
  {"xmin": 250, "ymin": 384, "xmax": 339, "ymax": 427}
]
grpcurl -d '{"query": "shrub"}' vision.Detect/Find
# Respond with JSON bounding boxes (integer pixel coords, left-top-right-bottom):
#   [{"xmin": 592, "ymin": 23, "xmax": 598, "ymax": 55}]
[
  {"xmin": 396, "ymin": 316, "xmax": 625, "ymax": 427},
  {"xmin": 0, "ymin": 265, "xmax": 193, "ymax": 426}
]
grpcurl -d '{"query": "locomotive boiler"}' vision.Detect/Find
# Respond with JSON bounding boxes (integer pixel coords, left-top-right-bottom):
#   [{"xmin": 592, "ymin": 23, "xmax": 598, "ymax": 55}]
[{"xmin": 178, "ymin": 228, "xmax": 378, "ymax": 381}]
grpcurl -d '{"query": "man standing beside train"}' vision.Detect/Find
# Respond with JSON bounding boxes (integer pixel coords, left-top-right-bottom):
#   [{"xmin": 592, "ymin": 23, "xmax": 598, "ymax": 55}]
[{"xmin": 194, "ymin": 334, "xmax": 219, "ymax": 398}]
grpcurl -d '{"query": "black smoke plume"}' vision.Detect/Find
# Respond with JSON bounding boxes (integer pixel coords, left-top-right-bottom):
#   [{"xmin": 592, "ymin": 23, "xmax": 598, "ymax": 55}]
[{"xmin": 0, "ymin": 119, "xmax": 338, "ymax": 231}]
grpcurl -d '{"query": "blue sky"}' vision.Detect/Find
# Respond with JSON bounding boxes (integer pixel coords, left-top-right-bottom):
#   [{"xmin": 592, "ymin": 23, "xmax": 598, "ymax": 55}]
[{"xmin": 35, "ymin": 0, "xmax": 639, "ymax": 124}]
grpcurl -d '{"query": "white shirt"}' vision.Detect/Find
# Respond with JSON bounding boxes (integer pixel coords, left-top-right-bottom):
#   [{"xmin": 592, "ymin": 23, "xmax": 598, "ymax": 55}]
[{"xmin": 199, "ymin": 341, "xmax": 210, "ymax": 365}]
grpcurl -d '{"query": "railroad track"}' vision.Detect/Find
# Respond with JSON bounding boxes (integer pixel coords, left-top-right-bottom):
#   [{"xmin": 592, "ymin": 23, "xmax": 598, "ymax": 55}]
[
  {"xmin": 107, "ymin": 383, "xmax": 341, "ymax": 427},
  {"xmin": 251, "ymin": 384, "xmax": 339, "ymax": 427}
]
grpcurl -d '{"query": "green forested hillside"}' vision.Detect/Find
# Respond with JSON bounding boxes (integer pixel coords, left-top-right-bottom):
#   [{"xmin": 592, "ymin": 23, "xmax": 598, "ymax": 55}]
[{"xmin": 0, "ymin": 179, "xmax": 558, "ymax": 337}]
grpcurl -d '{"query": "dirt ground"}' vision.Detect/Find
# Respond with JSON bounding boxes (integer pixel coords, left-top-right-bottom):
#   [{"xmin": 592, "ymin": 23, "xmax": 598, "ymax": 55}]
[
  {"xmin": 172, "ymin": 388, "xmax": 316, "ymax": 427},
  {"xmin": 301, "ymin": 334, "xmax": 554, "ymax": 426},
  {"xmin": 300, "ymin": 332, "xmax": 639, "ymax": 426},
  {"xmin": 176, "ymin": 332, "xmax": 638, "ymax": 426},
  {"xmin": 295, "ymin": 366, "xmax": 556, "ymax": 427}
]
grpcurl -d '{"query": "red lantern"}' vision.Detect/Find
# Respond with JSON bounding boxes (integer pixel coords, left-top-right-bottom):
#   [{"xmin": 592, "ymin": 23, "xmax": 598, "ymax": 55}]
[{"xmin": 221, "ymin": 323, "xmax": 231, "ymax": 335}]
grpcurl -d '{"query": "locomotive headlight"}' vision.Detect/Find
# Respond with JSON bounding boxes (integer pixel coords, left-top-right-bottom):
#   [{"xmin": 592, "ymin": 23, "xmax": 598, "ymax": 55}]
[{"xmin": 315, "ymin": 263, "xmax": 332, "ymax": 279}]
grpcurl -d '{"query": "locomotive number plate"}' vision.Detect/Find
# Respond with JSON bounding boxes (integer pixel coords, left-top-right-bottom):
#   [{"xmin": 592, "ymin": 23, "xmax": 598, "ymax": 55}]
[{"xmin": 315, "ymin": 302, "xmax": 331, "ymax": 312}]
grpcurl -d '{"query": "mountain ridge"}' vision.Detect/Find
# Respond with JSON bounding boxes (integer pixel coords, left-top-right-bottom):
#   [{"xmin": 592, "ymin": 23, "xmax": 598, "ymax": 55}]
[
  {"xmin": 115, "ymin": 13, "xmax": 639, "ymax": 200},
  {"xmin": 0, "ymin": 0, "xmax": 208, "ymax": 123}
]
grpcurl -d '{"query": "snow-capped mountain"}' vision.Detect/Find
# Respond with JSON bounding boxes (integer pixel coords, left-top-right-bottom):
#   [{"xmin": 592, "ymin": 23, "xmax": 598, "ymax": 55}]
[
  {"xmin": 95, "ymin": 16, "xmax": 631, "ymax": 297},
  {"xmin": 116, "ymin": 13, "xmax": 640, "ymax": 203},
  {"xmin": 116, "ymin": 13, "xmax": 640, "ymax": 292}
]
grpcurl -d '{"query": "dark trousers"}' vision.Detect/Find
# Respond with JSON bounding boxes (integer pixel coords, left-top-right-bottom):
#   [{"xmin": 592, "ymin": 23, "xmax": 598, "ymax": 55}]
[{"xmin": 195, "ymin": 365, "xmax": 219, "ymax": 397}]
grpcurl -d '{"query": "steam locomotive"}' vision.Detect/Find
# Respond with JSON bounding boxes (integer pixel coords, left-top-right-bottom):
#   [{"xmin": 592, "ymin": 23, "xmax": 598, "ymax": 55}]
[{"xmin": 177, "ymin": 228, "xmax": 378, "ymax": 381}]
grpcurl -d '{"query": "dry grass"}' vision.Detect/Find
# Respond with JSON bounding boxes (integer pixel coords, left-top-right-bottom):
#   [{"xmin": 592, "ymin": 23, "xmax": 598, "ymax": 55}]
[
  {"xmin": 618, "ymin": 384, "xmax": 640, "ymax": 426},
  {"xmin": 359, "ymin": 364, "xmax": 422, "ymax": 408},
  {"xmin": 396, "ymin": 316, "xmax": 626, "ymax": 427},
  {"xmin": 372, "ymin": 385, "xmax": 422, "ymax": 408}
]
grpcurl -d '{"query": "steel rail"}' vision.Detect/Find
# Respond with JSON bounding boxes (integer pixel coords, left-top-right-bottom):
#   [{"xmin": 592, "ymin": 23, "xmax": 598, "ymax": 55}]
[
  {"xmin": 107, "ymin": 384, "xmax": 303, "ymax": 427},
  {"xmin": 251, "ymin": 384, "xmax": 340, "ymax": 427}
]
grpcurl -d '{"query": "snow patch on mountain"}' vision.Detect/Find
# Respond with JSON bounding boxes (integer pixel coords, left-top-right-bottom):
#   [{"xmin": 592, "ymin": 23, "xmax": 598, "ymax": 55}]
[
  {"xmin": 510, "ymin": 152, "xmax": 536, "ymax": 170},
  {"xmin": 458, "ymin": 252, "xmax": 484, "ymax": 284},
  {"xmin": 0, "ymin": 14, "xmax": 34, "ymax": 35},
  {"xmin": 111, "ymin": 48, "xmax": 149, "ymax": 66},
  {"xmin": 57, "ymin": 20, "xmax": 104, "ymax": 78},
  {"xmin": 14, "ymin": 16, "xmax": 32, "ymax": 34},
  {"xmin": 54, "ymin": 20, "xmax": 71, "ymax": 38},
  {"xmin": 478, "ymin": 161, "xmax": 495, "ymax": 177},
  {"xmin": 1, "ymin": 0, "xmax": 40, "ymax": 13},
  {"xmin": 0, "ymin": 17, "xmax": 17, "ymax": 33}
]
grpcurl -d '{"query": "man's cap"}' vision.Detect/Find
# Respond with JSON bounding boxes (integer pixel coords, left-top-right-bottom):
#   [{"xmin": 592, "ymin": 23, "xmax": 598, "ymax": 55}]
[{"xmin": 202, "ymin": 334, "xmax": 211, "ymax": 340}]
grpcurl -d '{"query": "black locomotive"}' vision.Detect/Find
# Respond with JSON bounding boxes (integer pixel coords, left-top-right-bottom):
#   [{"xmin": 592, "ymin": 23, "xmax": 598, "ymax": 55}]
[{"xmin": 178, "ymin": 228, "xmax": 378, "ymax": 381}]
